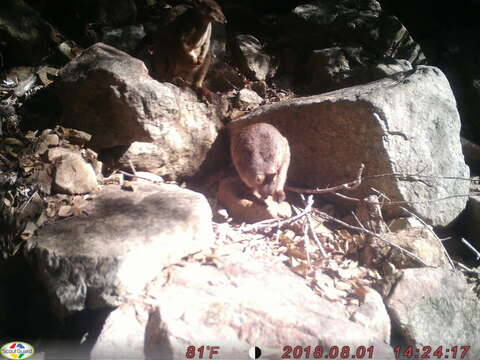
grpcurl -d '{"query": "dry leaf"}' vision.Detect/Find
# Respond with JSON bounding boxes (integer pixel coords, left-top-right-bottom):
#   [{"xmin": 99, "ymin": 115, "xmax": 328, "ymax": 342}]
[
  {"xmin": 4, "ymin": 138, "xmax": 23, "ymax": 146},
  {"xmin": 58, "ymin": 205, "xmax": 73, "ymax": 217},
  {"xmin": 37, "ymin": 66, "xmax": 58, "ymax": 86},
  {"xmin": 337, "ymin": 267, "xmax": 356, "ymax": 279},
  {"xmin": 230, "ymin": 109, "xmax": 248, "ymax": 120},
  {"xmin": 21, "ymin": 221, "xmax": 38, "ymax": 240},
  {"xmin": 24, "ymin": 130, "xmax": 38, "ymax": 140},
  {"xmin": 335, "ymin": 280, "xmax": 353, "ymax": 291},
  {"xmin": 71, "ymin": 197, "xmax": 88, "ymax": 216},
  {"xmin": 36, "ymin": 211, "xmax": 48, "ymax": 227},
  {"xmin": 7, "ymin": 151, "xmax": 19, "ymax": 161},
  {"xmin": 121, "ymin": 181, "xmax": 135, "ymax": 191},
  {"xmin": 286, "ymin": 247, "xmax": 308, "ymax": 260},
  {"xmin": 353, "ymin": 284, "xmax": 368, "ymax": 303}
]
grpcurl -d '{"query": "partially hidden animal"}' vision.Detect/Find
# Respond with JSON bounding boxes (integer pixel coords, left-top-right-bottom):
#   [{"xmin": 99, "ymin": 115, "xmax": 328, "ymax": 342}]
[
  {"xmin": 230, "ymin": 123, "xmax": 291, "ymax": 202},
  {"xmin": 152, "ymin": 0, "xmax": 225, "ymax": 93}
]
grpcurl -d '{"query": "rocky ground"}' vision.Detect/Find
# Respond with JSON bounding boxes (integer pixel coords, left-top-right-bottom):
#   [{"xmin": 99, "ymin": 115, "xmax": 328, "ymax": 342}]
[{"xmin": 1, "ymin": 0, "xmax": 480, "ymax": 359}]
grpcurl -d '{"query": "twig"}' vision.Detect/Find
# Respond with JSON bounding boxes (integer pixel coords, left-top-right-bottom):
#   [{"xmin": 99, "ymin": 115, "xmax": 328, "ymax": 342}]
[
  {"xmin": 330, "ymin": 192, "xmax": 361, "ymax": 202},
  {"xmin": 461, "ymin": 238, "xmax": 480, "ymax": 261},
  {"xmin": 351, "ymin": 211, "xmax": 367, "ymax": 231},
  {"xmin": 454, "ymin": 260, "xmax": 480, "ymax": 274},
  {"xmin": 128, "ymin": 160, "xmax": 137, "ymax": 176},
  {"xmin": 306, "ymin": 212, "xmax": 328, "ymax": 257},
  {"xmin": 300, "ymin": 195, "xmax": 328, "ymax": 257},
  {"xmin": 381, "ymin": 194, "xmax": 473, "ymax": 205},
  {"xmin": 242, "ymin": 195, "xmax": 315, "ymax": 232},
  {"xmin": 399, "ymin": 206, "xmax": 455, "ymax": 269},
  {"xmin": 365, "ymin": 170, "xmax": 472, "ymax": 182},
  {"xmin": 18, "ymin": 190, "xmax": 38, "ymax": 213},
  {"xmin": 0, "ymin": 152, "xmax": 14, "ymax": 166},
  {"xmin": 117, "ymin": 170, "xmax": 163, "ymax": 184},
  {"xmin": 313, "ymin": 209, "xmax": 430, "ymax": 267},
  {"xmin": 370, "ymin": 187, "xmax": 391, "ymax": 202},
  {"xmin": 287, "ymin": 163, "xmax": 365, "ymax": 194},
  {"xmin": 302, "ymin": 215, "xmax": 312, "ymax": 267}
]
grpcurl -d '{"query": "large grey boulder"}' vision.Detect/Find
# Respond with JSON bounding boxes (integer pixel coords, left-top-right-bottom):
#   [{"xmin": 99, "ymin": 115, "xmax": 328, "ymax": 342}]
[
  {"xmin": 351, "ymin": 289, "xmax": 391, "ymax": 344},
  {"xmin": 229, "ymin": 66, "xmax": 469, "ymax": 226},
  {"xmin": 25, "ymin": 184, "xmax": 213, "ymax": 319},
  {"xmin": 91, "ymin": 252, "xmax": 394, "ymax": 359},
  {"xmin": 52, "ymin": 42, "xmax": 223, "ymax": 179},
  {"xmin": 387, "ymin": 268, "xmax": 480, "ymax": 360}
]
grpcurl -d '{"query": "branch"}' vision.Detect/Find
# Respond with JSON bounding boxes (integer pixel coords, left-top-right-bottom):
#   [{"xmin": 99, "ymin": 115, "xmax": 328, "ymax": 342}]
[
  {"xmin": 286, "ymin": 163, "xmax": 365, "ymax": 195},
  {"xmin": 399, "ymin": 206, "xmax": 455, "ymax": 269},
  {"xmin": 365, "ymin": 171, "xmax": 472, "ymax": 182},
  {"xmin": 313, "ymin": 209, "xmax": 430, "ymax": 267},
  {"xmin": 300, "ymin": 194, "xmax": 328, "ymax": 257},
  {"xmin": 461, "ymin": 238, "xmax": 480, "ymax": 261},
  {"xmin": 242, "ymin": 195, "xmax": 315, "ymax": 231}
]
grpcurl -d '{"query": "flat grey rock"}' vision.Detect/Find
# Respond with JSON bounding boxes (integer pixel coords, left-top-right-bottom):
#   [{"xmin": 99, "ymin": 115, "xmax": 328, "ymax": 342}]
[
  {"xmin": 92, "ymin": 252, "xmax": 394, "ymax": 360},
  {"xmin": 387, "ymin": 268, "xmax": 480, "ymax": 360},
  {"xmin": 25, "ymin": 184, "xmax": 213, "ymax": 319}
]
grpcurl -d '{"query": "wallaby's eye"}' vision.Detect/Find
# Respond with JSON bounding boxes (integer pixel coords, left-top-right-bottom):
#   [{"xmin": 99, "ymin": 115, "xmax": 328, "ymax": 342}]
[{"xmin": 265, "ymin": 173, "xmax": 276, "ymax": 183}]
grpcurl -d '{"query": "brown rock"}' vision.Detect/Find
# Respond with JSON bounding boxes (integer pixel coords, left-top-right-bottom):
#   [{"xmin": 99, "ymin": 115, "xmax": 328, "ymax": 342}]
[
  {"xmin": 218, "ymin": 176, "xmax": 292, "ymax": 223},
  {"xmin": 53, "ymin": 152, "xmax": 98, "ymax": 194},
  {"xmin": 364, "ymin": 227, "xmax": 451, "ymax": 269},
  {"xmin": 52, "ymin": 42, "xmax": 223, "ymax": 179}
]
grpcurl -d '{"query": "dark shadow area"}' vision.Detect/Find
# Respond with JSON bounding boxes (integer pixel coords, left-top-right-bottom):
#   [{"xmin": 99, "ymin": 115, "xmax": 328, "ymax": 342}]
[
  {"xmin": 0, "ymin": 254, "xmax": 113, "ymax": 359},
  {"xmin": 380, "ymin": 0, "xmax": 480, "ymax": 143},
  {"xmin": 0, "ymin": 255, "xmax": 59, "ymax": 342}
]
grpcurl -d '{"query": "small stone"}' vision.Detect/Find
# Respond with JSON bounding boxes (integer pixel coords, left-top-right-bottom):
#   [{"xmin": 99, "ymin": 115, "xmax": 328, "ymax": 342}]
[
  {"xmin": 218, "ymin": 176, "xmax": 292, "ymax": 223},
  {"xmin": 233, "ymin": 34, "xmax": 272, "ymax": 81},
  {"xmin": 388, "ymin": 217, "xmax": 424, "ymax": 232},
  {"xmin": 53, "ymin": 153, "xmax": 98, "ymax": 194},
  {"xmin": 235, "ymin": 88, "xmax": 263, "ymax": 110},
  {"xmin": 25, "ymin": 183, "xmax": 214, "ymax": 318}
]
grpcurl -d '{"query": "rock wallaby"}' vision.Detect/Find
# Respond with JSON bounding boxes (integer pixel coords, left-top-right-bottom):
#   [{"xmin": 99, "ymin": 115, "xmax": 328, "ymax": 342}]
[
  {"xmin": 230, "ymin": 123, "xmax": 291, "ymax": 202},
  {"xmin": 152, "ymin": 0, "xmax": 225, "ymax": 93}
]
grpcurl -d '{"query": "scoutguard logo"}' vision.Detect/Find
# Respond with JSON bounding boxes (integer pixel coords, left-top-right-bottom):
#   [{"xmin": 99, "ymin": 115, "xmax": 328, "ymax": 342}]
[{"xmin": 1, "ymin": 342, "xmax": 35, "ymax": 359}]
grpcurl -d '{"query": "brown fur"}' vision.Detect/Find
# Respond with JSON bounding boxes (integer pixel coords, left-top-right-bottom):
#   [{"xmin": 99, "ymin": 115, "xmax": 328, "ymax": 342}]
[
  {"xmin": 152, "ymin": 0, "xmax": 225, "ymax": 91},
  {"xmin": 230, "ymin": 123, "xmax": 290, "ymax": 202},
  {"xmin": 218, "ymin": 176, "xmax": 292, "ymax": 222}
]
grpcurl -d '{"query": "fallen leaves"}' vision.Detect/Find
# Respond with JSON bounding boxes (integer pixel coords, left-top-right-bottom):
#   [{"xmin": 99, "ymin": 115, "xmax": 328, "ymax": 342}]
[{"xmin": 211, "ymin": 213, "xmax": 382, "ymax": 315}]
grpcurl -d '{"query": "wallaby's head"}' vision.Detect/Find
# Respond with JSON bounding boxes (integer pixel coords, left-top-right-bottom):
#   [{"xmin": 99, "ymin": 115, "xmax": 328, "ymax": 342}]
[{"xmin": 191, "ymin": 0, "xmax": 226, "ymax": 23}]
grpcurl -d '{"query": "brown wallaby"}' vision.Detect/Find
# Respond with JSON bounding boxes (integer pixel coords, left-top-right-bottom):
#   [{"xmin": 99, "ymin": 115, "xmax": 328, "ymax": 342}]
[
  {"xmin": 230, "ymin": 123, "xmax": 291, "ymax": 202},
  {"xmin": 152, "ymin": 0, "xmax": 225, "ymax": 96}
]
